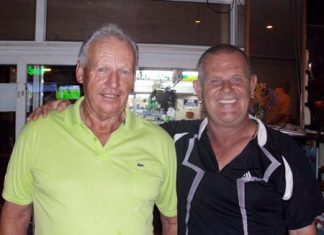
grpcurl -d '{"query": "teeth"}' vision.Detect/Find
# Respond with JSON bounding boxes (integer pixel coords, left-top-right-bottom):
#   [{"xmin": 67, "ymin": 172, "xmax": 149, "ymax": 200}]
[
  {"xmin": 102, "ymin": 93, "xmax": 117, "ymax": 98},
  {"xmin": 218, "ymin": 99, "xmax": 236, "ymax": 104}
]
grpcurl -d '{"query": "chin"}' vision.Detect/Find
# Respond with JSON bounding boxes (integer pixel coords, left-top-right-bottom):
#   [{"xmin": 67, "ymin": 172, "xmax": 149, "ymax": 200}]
[{"xmin": 215, "ymin": 113, "xmax": 243, "ymax": 123}]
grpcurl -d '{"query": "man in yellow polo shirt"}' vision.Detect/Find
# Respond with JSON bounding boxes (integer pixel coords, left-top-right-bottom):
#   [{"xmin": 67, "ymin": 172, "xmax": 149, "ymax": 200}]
[{"xmin": 0, "ymin": 24, "xmax": 177, "ymax": 235}]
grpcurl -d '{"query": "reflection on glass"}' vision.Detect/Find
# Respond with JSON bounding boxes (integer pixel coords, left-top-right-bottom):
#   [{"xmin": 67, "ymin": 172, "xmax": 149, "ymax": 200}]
[
  {"xmin": 47, "ymin": 0, "xmax": 236, "ymax": 45},
  {"xmin": 0, "ymin": 65, "xmax": 17, "ymax": 199},
  {"xmin": 0, "ymin": 65, "xmax": 16, "ymax": 157},
  {"xmin": 27, "ymin": 65, "xmax": 80, "ymax": 114},
  {"xmin": 0, "ymin": 111, "xmax": 15, "ymax": 205},
  {"xmin": 0, "ymin": 0, "xmax": 36, "ymax": 40},
  {"xmin": 0, "ymin": 65, "xmax": 17, "ymax": 83}
]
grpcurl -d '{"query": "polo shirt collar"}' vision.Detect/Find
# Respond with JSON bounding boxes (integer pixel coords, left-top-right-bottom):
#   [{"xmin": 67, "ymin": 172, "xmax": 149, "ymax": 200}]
[
  {"xmin": 65, "ymin": 96, "xmax": 142, "ymax": 131},
  {"xmin": 248, "ymin": 114, "xmax": 267, "ymax": 147},
  {"xmin": 199, "ymin": 115, "xmax": 268, "ymax": 147},
  {"xmin": 65, "ymin": 97, "xmax": 83, "ymax": 126}
]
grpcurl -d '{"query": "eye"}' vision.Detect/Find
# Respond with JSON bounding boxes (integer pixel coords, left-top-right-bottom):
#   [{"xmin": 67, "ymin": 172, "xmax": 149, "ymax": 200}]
[
  {"xmin": 207, "ymin": 78, "xmax": 222, "ymax": 87},
  {"xmin": 95, "ymin": 66, "xmax": 108, "ymax": 76},
  {"xmin": 119, "ymin": 69, "xmax": 132, "ymax": 78},
  {"xmin": 230, "ymin": 76, "xmax": 243, "ymax": 84}
]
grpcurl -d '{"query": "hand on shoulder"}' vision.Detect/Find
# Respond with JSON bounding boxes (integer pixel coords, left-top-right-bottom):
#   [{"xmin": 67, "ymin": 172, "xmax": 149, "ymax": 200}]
[{"xmin": 27, "ymin": 99, "xmax": 72, "ymax": 121}]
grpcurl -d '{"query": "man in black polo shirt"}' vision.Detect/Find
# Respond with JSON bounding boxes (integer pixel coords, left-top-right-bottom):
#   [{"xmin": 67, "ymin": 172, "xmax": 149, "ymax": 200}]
[
  {"xmin": 160, "ymin": 44, "xmax": 322, "ymax": 235},
  {"xmin": 162, "ymin": 118, "xmax": 322, "ymax": 234}
]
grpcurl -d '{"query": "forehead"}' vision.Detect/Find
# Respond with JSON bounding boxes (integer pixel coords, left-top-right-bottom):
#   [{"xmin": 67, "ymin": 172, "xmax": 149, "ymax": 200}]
[
  {"xmin": 202, "ymin": 52, "xmax": 247, "ymax": 73},
  {"xmin": 88, "ymin": 37, "xmax": 135, "ymax": 63}
]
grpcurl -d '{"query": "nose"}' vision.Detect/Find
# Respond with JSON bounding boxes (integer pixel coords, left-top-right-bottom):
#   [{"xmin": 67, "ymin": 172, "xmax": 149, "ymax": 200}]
[
  {"xmin": 220, "ymin": 80, "xmax": 233, "ymax": 91},
  {"xmin": 106, "ymin": 71, "xmax": 119, "ymax": 88}
]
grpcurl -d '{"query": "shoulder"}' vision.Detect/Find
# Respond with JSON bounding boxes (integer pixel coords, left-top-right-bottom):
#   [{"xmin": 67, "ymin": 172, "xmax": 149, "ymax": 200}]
[
  {"xmin": 131, "ymin": 114, "xmax": 175, "ymax": 144},
  {"xmin": 265, "ymin": 126, "xmax": 308, "ymax": 165},
  {"xmin": 266, "ymin": 127, "xmax": 299, "ymax": 148},
  {"xmin": 22, "ymin": 106, "xmax": 73, "ymax": 135}
]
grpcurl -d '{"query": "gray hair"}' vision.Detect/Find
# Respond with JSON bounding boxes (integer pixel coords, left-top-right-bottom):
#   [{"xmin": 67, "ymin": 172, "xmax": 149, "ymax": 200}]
[
  {"xmin": 197, "ymin": 44, "xmax": 252, "ymax": 83},
  {"xmin": 77, "ymin": 24, "xmax": 139, "ymax": 68}
]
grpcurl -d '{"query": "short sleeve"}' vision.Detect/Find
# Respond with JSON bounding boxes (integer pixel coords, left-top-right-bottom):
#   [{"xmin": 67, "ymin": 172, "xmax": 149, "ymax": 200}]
[
  {"xmin": 282, "ymin": 136, "xmax": 323, "ymax": 229},
  {"xmin": 155, "ymin": 136, "xmax": 177, "ymax": 217},
  {"xmin": 2, "ymin": 124, "xmax": 35, "ymax": 205}
]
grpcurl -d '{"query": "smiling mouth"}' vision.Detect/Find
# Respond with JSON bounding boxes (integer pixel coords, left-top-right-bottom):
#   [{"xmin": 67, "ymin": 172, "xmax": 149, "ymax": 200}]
[
  {"xmin": 101, "ymin": 93, "xmax": 119, "ymax": 98},
  {"xmin": 218, "ymin": 99, "xmax": 237, "ymax": 104}
]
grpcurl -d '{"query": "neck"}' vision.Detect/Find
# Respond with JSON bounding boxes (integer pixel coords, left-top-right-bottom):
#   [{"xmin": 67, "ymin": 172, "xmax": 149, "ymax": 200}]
[
  {"xmin": 207, "ymin": 118, "xmax": 257, "ymax": 147},
  {"xmin": 80, "ymin": 102, "xmax": 126, "ymax": 146},
  {"xmin": 207, "ymin": 118, "xmax": 258, "ymax": 170}
]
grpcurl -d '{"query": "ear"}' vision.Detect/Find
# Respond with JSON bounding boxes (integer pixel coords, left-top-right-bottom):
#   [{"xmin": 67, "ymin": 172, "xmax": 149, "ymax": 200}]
[
  {"xmin": 193, "ymin": 80, "xmax": 202, "ymax": 101},
  {"xmin": 250, "ymin": 74, "xmax": 258, "ymax": 95},
  {"xmin": 76, "ymin": 62, "xmax": 84, "ymax": 84}
]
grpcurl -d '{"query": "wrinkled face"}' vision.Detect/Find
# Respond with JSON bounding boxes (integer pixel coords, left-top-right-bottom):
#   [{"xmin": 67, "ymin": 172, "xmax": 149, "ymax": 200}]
[
  {"xmin": 76, "ymin": 37, "xmax": 135, "ymax": 119},
  {"xmin": 194, "ymin": 52, "xmax": 257, "ymax": 128}
]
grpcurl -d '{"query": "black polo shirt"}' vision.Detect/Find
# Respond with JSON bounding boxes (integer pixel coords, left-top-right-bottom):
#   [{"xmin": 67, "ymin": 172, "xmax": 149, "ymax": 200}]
[{"xmin": 161, "ymin": 118, "xmax": 323, "ymax": 235}]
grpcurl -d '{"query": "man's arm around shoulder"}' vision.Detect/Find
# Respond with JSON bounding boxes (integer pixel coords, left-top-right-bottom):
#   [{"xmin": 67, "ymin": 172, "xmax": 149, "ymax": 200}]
[{"xmin": 0, "ymin": 201, "xmax": 32, "ymax": 235}]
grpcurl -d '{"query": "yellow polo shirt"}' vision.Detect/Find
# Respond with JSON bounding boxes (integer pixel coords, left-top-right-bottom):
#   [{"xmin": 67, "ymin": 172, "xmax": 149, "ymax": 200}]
[{"xmin": 3, "ymin": 97, "xmax": 177, "ymax": 235}]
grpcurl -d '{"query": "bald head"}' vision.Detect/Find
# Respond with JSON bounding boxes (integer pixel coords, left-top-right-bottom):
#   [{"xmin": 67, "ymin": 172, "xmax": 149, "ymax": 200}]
[{"xmin": 197, "ymin": 44, "xmax": 252, "ymax": 83}]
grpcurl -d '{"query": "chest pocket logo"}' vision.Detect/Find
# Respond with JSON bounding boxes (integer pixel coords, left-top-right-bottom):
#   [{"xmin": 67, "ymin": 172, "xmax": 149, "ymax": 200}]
[
  {"xmin": 137, "ymin": 162, "xmax": 144, "ymax": 168},
  {"xmin": 132, "ymin": 161, "xmax": 162, "ymax": 201}
]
